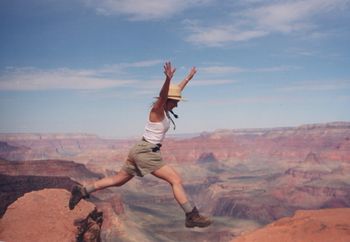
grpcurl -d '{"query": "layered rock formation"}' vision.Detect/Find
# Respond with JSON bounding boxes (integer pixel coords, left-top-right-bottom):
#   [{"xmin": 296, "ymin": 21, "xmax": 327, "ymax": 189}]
[
  {"xmin": 0, "ymin": 133, "xmax": 133, "ymax": 167},
  {"xmin": 163, "ymin": 121, "xmax": 350, "ymax": 164},
  {"xmin": 0, "ymin": 174, "xmax": 78, "ymax": 217},
  {"xmin": 233, "ymin": 208, "xmax": 350, "ymax": 242},
  {"xmin": 0, "ymin": 189, "xmax": 103, "ymax": 242},
  {"xmin": 0, "ymin": 158, "xmax": 127, "ymax": 241},
  {"xmin": 0, "ymin": 158, "xmax": 103, "ymax": 217},
  {"xmin": 0, "ymin": 158, "xmax": 102, "ymax": 180}
]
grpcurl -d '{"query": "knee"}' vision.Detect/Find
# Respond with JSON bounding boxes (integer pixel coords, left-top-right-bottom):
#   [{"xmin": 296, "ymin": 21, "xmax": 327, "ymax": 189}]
[{"xmin": 170, "ymin": 176, "xmax": 183, "ymax": 186}]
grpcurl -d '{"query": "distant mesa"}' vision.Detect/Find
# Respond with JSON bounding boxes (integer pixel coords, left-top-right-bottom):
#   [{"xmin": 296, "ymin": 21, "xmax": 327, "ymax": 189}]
[
  {"xmin": 303, "ymin": 152, "xmax": 320, "ymax": 164},
  {"xmin": 0, "ymin": 133, "xmax": 100, "ymax": 141},
  {"xmin": 197, "ymin": 152, "xmax": 218, "ymax": 163},
  {"xmin": 297, "ymin": 121, "xmax": 350, "ymax": 130},
  {"xmin": 285, "ymin": 152, "xmax": 333, "ymax": 179}
]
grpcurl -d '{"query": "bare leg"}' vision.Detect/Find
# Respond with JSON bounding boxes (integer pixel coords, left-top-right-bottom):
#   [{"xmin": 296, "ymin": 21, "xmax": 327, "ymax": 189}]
[
  {"xmin": 152, "ymin": 165, "xmax": 212, "ymax": 228},
  {"xmin": 69, "ymin": 170, "xmax": 133, "ymax": 210},
  {"xmin": 89, "ymin": 170, "xmax": 134, "ymax": 193},
  {"xmin": 152, "ymin": 165, "xmax": 188, "ymax": 205}
]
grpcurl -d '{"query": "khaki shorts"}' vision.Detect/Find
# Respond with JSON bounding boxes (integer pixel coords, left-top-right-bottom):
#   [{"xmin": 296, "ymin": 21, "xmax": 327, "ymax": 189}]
[{"xmin": 121, "ymin": 140, "xmax": 165, "ymax": 177}]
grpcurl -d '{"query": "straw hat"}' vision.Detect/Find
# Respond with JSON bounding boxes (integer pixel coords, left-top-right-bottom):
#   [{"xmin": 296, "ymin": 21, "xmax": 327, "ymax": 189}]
[{"xmin": 167, "ymin": 85, "xmax": 186, "ymax": 101}]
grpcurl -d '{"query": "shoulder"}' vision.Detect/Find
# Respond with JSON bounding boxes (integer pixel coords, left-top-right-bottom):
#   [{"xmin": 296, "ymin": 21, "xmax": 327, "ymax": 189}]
[{"xmin": 149, "ymin": 105, "xmax": 165, "ymax": 122}]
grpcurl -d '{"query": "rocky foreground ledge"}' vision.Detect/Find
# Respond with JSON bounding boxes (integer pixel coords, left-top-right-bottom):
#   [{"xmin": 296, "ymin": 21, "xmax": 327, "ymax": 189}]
[
  {"xmin": 0, "ymin": 189, "xmax": 103, "ymax": 242},
  {"xmin": 233, "ymin": 208, "xmax": 350, "ymax": 242}
]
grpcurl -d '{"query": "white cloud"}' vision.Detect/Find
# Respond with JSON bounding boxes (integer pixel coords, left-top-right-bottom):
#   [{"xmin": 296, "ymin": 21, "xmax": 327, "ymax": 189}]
[
  {"xmin": 200, "ymin": 66, "xmax": 246, "ymax": 74},
  {"xmin": 84, "ymin": 0, "xmax": 211, "ymax": 20},
  {"xmin": 277, "ymin": 80, "xmax": 350, "ymax": 92},
  {"xmin": 190, "ymin": 79, "xmax": 238, "ymax": 86},
  {"xmin": 185, "ymin": 0, "xmax": 350, "ymax": 46},
  {"xmin": 254, "ymin": 66, "xmax": 299, "ymax": 72},
  {"xmin": 121, "ymin": 59, "xmax": 163, "ymax": 67},
  {"xmin": 243, "ymin": 0, "xmax": 349, "ymax": 33},
  {"xmin": 285, "ymin": 48, "xmax": 317, "ymax": 57},
  {"xmin": 0, "ymin": 67, "xmax": 134, "ymax": 91},
  {"xmin": 208, "ymin": 95, "xmax": 296, "ymax": 105},
  {"xmin": 200, "ymin": 65, "xmax": 295, "ymax": 74},
  {"xmin": 185, "ymin": 24, "xmax": 267, "ymax": 46},
  {"xmin": 0, "ymin": 60, "xmax": 162, "ymax": 91}
]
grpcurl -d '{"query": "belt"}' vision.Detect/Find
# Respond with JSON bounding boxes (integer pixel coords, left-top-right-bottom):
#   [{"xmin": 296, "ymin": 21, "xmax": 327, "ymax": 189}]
[{"xmin": 142, "ymin": 137, "xmax": 162, "ymax": 151}]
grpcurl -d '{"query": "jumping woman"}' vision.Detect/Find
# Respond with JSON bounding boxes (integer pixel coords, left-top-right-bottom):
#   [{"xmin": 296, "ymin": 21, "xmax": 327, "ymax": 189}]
[{"xmin": 69, "ymin": 62, "xmax": 211, "ymax": 228}]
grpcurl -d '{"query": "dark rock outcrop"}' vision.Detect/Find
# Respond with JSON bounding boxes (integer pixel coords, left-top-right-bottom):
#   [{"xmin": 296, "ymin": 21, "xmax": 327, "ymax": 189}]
[
  {"xmin": 197, "ymin": 152, "xmax": 218, "ymax": 163},
  {"xmin": 0, "ymin": 141, "xmax": 19, "ymax": 152}
]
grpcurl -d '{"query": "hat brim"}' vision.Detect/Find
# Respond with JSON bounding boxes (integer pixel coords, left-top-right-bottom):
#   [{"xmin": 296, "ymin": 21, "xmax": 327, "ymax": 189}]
[
  {"xmin": 153, "ymin": 96, "xmax": 187, "ymax": 101},
  {"xmin": 167, "ymin": 96, "xmax": 186, "ymax": 101}
]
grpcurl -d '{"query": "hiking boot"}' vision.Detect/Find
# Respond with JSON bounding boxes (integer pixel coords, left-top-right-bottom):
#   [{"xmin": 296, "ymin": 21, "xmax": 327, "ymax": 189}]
[
  {"xmin": 69, "ymin": 185, "xmax": 90, "ymax": 210},
  {"xmin": 185, "ymin": 207, "xmax": 212, "ymax": 228}
]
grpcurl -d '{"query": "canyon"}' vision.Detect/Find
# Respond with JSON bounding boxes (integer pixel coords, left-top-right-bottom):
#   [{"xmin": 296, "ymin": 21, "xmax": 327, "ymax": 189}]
[{"xmin": 0, "ymin": 121, "xmax": 349, "ymax": 241}]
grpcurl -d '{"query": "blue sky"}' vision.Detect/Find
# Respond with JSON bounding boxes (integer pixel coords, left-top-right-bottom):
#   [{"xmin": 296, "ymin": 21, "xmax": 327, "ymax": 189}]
[{"xmin": 0, "ymin": 0, "xmax": 349, "ymax": 138}]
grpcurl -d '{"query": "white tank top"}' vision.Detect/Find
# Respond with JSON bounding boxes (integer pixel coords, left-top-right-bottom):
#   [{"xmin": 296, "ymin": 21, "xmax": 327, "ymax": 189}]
[{"xmin": 143, "ymin": 113, "xmax": 171, "ymax": 144}]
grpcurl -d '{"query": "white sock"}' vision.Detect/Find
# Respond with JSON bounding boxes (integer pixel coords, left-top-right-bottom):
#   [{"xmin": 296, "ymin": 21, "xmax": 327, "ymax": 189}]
[
  {"xmin": 181, "ymin": 201, "xmax": 194, "ymax": 214},
  {"xmin": 84, "ymin": 184, "xmax": 96, "ymax": 194}
]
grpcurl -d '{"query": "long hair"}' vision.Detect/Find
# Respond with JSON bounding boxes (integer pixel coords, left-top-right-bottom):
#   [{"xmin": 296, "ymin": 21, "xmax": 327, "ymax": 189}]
[{"xmin": 149, "ymin": 98, "xmax": 178, "ymax": 130}]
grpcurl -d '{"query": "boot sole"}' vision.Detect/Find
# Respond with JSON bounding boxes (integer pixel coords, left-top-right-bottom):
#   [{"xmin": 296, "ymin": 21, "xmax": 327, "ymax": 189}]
[
  {"xmin": 185, "ymin": 221, "xmax": 212, "ymax": 228},
  {"xmin": 69, "ymin": 186, "xmax": 83, "ymax": 210}
]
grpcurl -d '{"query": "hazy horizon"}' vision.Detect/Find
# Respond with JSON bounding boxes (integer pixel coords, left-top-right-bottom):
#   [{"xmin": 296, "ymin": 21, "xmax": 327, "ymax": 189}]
[{"xmin": 0, "ymin": 120, "xmax": 349, "ymax": 140}]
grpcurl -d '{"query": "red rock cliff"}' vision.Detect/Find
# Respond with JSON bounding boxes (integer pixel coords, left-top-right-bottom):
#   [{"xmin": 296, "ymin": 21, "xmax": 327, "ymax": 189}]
[
  {"xmin": 233, "ymin": 208, "xmax": 350, "ymax": 242},
  {"xmin": 0, "ymin": 189, "xmax": 103, "ymax": 242}
]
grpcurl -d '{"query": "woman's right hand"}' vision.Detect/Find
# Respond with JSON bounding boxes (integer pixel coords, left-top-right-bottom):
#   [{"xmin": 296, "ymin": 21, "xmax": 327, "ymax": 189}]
[{"xmin": 163, "ymin": 62, "xmax": 176, "ymax": 80}]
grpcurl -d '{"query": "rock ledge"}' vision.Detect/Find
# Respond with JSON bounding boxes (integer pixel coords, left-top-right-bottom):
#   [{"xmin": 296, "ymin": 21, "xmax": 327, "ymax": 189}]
[{"xmin": 0, "ymin": 188, "xmax": 102, "ymax": 242}]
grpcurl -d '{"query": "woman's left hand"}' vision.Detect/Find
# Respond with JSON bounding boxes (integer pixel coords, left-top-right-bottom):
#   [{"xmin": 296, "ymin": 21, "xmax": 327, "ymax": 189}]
[{"xmin": 187, "ymin": 67, "xmax": 197, "ymax": 81}]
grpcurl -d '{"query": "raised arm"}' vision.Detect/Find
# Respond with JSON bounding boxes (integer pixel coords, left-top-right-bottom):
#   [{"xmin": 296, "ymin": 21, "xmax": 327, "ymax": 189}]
[
  {"xmin": 178, "ymin": 67, "xmax": 197, "ymax": 91},
  {"xmin": 152, "ymin": 62, "xmax": 176, "ymax": 111}
]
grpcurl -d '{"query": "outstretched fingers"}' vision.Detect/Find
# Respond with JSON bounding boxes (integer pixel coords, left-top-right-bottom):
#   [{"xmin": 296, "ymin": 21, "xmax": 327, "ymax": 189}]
[
  {"xmin": 188, "ymin": 67, "xmax": 197, "ymax": 79},
  {"xmin": 164, "ymin": 62, "xmax": 176, "ymax": 79}
]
